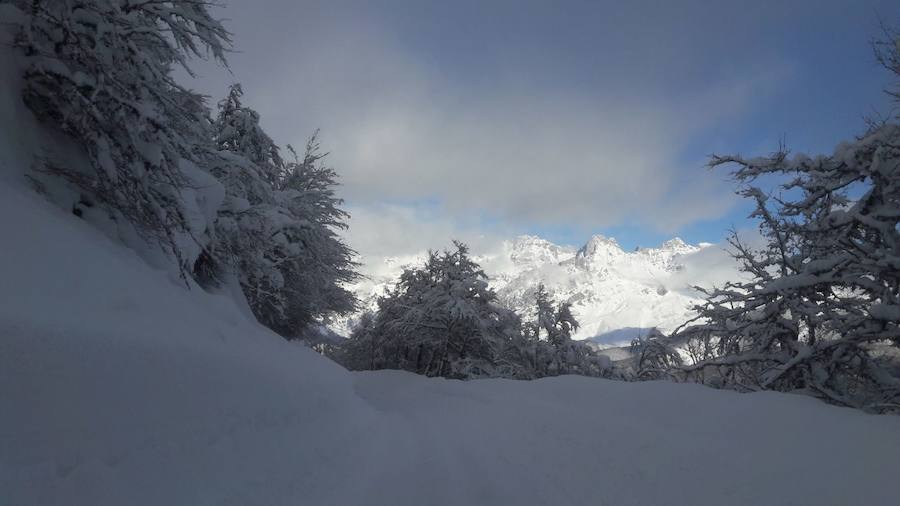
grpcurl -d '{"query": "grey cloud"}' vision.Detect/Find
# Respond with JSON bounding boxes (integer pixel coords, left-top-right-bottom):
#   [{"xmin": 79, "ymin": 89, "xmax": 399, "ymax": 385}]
[
  {"xmin": 239, "ymin": 29, "xmax": 788, "ymax": 232},
  {"xmin": 188, "ymin": 2, "xmax": 797, "ymax": 232}
]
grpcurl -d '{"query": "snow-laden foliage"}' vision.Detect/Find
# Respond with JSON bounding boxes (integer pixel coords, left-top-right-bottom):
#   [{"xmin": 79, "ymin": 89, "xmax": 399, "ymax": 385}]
[
  {"xmin": 630, "ymin": 329, "xmax": 683, "ymax": 380},
  {"xmin": 671, "ymin": 31, "xmax": 900, "ymax": 410},
  {"xmin": 213, "ymin": 84, "xmax": 283, "ymax": 187},
  {"xmin": 5, "ymin": 3, "xmax": 357, "ymax": 339},
  {"xmin": 335, "ymin": 245, "xmax": 609, "ymax": 379},
  {"xmin": 337, "ymin": 242, "xmax": 515, "ymax": 378},
  {"xmin": 521, "ymin": 283, "xmax": 607, "ymax": 376},
  {"xmin": 208, "ymin": 91, "xmax": 358, "ymax": 338},
  {"xmin": 5, "ymin": 0, "xmax": 230, "ymax": 272},
  {"xmin": 529, "ymin": 283, "xmax": 575, "ymax": 348}
]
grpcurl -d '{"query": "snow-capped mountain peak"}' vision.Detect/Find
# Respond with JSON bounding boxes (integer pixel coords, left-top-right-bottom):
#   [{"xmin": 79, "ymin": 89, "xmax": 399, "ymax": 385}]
[
  {"xmin": 660, "ymin": 237, "xmax": 689, "ymax": 251},
  {"xmin": 505, "ymin": 235, "xmax": 576, "ymax": 271},
  {"xmin": 335, "ymin": 233, "xmax": 714, "ymax": 347},
  {"xmin": 577, "ymin": 234, "xmax": 623, "ymax": 259}
]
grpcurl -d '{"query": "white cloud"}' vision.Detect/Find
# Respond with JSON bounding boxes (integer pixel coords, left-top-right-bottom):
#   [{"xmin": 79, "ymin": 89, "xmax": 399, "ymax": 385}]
[
  {"xmin": 190, "ymin": 2, "xmax": 792, "ymax": 260},
  {"xmin": 199, "ymin": 9, "xmax": 790, "ymax": 219},
  {"xmin": 668, "ymin": 227, "xmax": 763, "ymax": 295},
  {"xmin": 343, "ymin": 203, "xmax": 511, "ymax": 276}
]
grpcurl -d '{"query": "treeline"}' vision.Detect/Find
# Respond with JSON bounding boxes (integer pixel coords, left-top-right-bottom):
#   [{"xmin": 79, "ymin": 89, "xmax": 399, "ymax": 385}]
[
  {"xmin": 5, "ymin": 1, "xmax": 356, "ymax": 339},
  {"xmin": 331, "ymin": 242, "xmax": 613, "ymax": 379}
]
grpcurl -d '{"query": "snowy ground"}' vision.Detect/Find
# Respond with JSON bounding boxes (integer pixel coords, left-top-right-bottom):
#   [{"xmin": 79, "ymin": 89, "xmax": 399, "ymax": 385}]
[{"xmin": 2, "ymin": 177, "xmax": 900, "ymax": 505}]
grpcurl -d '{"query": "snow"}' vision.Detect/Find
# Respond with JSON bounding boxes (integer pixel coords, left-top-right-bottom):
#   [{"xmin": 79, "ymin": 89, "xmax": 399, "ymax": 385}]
[
  {"xmin": 2, "ymin": 28, "xmax": 899, "ymax": 505},
  {"xmin": 336, "ymin": 233, "xmax": 724, "ymax": 344},
  {"xmin": 2, "ymin": 179, "xmax": 900, "ymax": 505}
]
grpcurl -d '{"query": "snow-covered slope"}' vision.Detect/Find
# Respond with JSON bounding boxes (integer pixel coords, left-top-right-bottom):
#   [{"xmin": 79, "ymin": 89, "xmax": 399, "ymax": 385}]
[
  {"xmin": 3, "ymin": 35, "xmax": 899, "ymax": 505},
  {"xmin": 3, "ymin": 182, "xmax": 900, "ymax": 506},
  {"xmin": 338, "ymin": 234, "xmax": 713, "ymax": 346}
]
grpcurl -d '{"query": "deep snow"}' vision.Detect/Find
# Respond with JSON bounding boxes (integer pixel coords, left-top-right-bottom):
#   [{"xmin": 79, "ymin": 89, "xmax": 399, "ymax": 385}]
[
  {"xmin": 2, "ymin": 174, "xmax": 900, "ymax": 506},
  {"xmin": 1, "ymin": 33, "xmax": 899, "ymax": 505}
]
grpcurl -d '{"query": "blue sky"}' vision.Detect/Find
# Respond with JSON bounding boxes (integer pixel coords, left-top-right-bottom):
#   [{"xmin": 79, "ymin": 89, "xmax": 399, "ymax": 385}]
[{"xmin": 192, "ymin": 0, "xmax": 897, "ymax": 256}]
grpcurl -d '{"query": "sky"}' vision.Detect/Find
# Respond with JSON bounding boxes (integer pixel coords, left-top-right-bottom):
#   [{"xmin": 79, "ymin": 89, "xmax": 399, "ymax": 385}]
[{"xmin": 189, "ymin": 0, "xmax": 896, "ymax": 261}]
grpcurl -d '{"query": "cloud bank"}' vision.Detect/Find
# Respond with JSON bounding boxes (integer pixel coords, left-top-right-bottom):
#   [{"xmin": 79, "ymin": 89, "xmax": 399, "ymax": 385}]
[{"xmin": 188, "ymin": 0, "xmax": 885, "ymax": 259}]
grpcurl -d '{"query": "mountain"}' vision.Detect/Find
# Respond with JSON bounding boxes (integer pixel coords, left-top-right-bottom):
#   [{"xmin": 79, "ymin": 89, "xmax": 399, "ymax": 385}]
[{"xmin": 333, "ymin": 234, "xmax": 712, "ymax": 347}]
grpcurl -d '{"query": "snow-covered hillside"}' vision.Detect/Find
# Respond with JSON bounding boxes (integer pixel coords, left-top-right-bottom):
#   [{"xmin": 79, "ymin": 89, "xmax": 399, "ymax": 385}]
[
  {"xmin": 337, "ymin": 234, "xmax": 719, "ymax": 346},
  {"xmin": 3, "ymin": 180, "xmax": 900, "ymax": 506}
]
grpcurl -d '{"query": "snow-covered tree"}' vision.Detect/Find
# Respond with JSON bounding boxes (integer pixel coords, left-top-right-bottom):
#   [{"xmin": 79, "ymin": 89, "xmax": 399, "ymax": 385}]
[
  {"xmin": 5, "ymin": 2, "xmax": 357, "ymax": 342},
  {"xmin": 208, "ymin": 90, "xmax": 358, "ymax": 338},
  {"xmin": 630, "ymin": 330, "xmax": 683, "ymax": 380},
  {"xmin": 271, "ymin": 135, "xmax": 358, "ymax": 329},
  {"xmin": 6, "ymin": 0, "xmax": 230, "ymax": 273},
  {"xmin": 337, "ymin": 242, "xmax": 524, "ymax": 378},
  {"xmin": 335, "ymin": 245, "xmax": 612, "ymax": 379},
  {"xmin": 673, "ymin": 28, "xmax": 900, "ymax": 410},
  {"xmin": 532, "ymin": 284, "xmax": 557, "ymax": 343},
  {"xmin": 524, "ymin": 283, "xmax": 604, "ymax": 376},
  {"xmin": 214, "ymin": 84, "xmax": 283, "ymax": 188}
]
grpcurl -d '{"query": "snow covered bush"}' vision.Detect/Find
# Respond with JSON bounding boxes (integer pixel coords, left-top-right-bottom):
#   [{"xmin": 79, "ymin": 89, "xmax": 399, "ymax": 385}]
[{"xmin": 6, "ymin": 0, "xmax": 230, "ymax": 273}]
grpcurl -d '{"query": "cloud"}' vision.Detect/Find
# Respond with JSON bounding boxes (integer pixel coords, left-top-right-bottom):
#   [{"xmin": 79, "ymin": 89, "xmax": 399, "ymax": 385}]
[
  {"xmin": 184, "ymin": 1, "xmax": 812, "ymax": 262},
  {"xmin": 267, "ymin": 45, "xmax": 785, "ymax": 233},
  {"xmin": 192, "ymin": 2, "xmax": 792, "ymax": 237},
  {"xmin": 342, "ymin": 203, "xmax": 511, "ymax": 276},
  {"xmin": 668, "ymin": 227, "xmax": 763, "ymax": 295}
]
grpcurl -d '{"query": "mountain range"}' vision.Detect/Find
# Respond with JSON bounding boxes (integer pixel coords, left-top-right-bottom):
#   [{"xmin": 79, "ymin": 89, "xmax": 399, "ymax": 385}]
[{"xmin": 333, "ymin": 234, "xmax": 722, "ymax": 348}]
